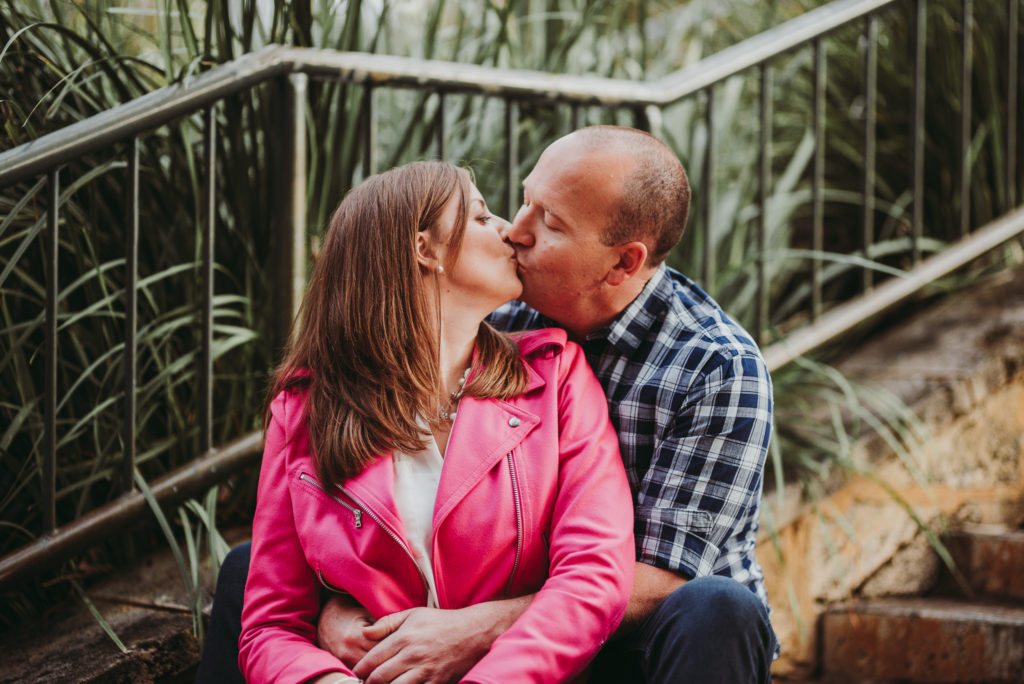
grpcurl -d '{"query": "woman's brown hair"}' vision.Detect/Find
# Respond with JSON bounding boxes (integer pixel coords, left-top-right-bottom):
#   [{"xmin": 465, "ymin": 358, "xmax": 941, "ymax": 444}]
[{"xmin": 266, "ymin": 161, "xmax": 529, "ymax": 487}]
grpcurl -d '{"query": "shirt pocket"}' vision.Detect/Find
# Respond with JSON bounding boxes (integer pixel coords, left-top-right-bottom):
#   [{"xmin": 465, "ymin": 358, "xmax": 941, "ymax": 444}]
[{"xmin": 635, "ymin": 505, "xmax": 713, "ymax": 533}]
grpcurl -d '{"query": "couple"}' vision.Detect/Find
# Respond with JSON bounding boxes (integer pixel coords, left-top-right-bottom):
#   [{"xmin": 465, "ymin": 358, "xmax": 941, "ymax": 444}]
[{"xmin": 197, "ymin": 126, "xmax": 779, "ymax": 684}]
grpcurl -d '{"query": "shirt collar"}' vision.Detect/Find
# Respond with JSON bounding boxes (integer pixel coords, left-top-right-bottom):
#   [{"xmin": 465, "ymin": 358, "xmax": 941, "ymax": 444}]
[{"xmin": 585, "ymin": 263, "xmax": 672, "ymax": 357}]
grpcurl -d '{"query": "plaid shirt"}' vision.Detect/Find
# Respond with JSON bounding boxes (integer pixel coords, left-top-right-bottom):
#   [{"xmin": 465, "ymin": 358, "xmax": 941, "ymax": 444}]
[{"xmin": 490, "ymin": 264, "xmax": 772, "ymax": 608}]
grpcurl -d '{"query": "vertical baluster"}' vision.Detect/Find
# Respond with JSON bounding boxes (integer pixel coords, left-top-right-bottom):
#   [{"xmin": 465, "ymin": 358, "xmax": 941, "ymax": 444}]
[
  {"xmin": 362, "ymin": 85, "xmax": 377, "ymax": 178},
  {"xmin": 200, "ymin": 108, "xmax": 216, "ymax": 455},
  {"xmin": 633, "ymin": 105, "xmax": 649, "ymax": 133},
  {"xmin": 702, "ymin": 86, "xmax": 714, "ymax": 291},
  {"xmin": 812, "ymin": 38, "xmax": 826, "ymax": 320},
  {"xmin": 288, "ymin": 74, "xmax": 308, "ymax": 333},
  {"xmin": 436, "ymin": 91, "xmax": 446, "ymax": 161},
  {"xmin": 912, "ymin": 0, "xmax": 927, "ymax": 265},
  {"xmin": 758, "ymin": 64, "xmax": 772, "ymax": 343},
  {"xmin": 960, "ymin": 0, "xmax": 973, "ymax": 237},
  {"xmin": 571, "ymin": 103, "xmax": 583, "ymax": 130},
  {"xmin": 123, "ymin": 138, "xmax": 139, "ymax": 490},
  {"xmin": 43, "ymin": 170, "xmax": 59, "ymax": 533},
  {"xmin": 505, "ymin": 98, "xmax": 519, "ymax": 219},
  {"xmin": 862, "ymin": 14, "xmax": 878, "ymax": 292},
  {"xmin": 1007, "ymin": 0, "xmax": 1018, "ymax": 209}
]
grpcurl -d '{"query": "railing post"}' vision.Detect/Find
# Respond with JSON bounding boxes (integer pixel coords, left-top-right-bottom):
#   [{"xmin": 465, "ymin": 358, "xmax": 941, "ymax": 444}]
[
  {"xmin": 960, "ymin": 0, "xmax": 973, "ymax": 237},
  {"xmin": 757, "ymin": 63, "xmax": 772, "ymax": 343},
  {"xmin": 1007, "ymin": 0, "xmax": 1018, "ymax": 210},
  {"xmin": 701, "ymin": 87, "xmax": 715, "ymax": 291},
  {"xmin": 272, "ymin": 73, "xmax": 309, "ymax": 356},
  {"xmin": 43, "ymin": 170, "xmax": 60, "ymax": 533},
  {"xmin": 200, "ymin": 107, "xmax": 216, "ymax": 455},
  {"xmin": 505, "ymin": 98, "xmax": 519, "ymax": 219},
  {"xmin": 632, "ymin": 105, "xmax": 650, "ymax": 132},
  {"xmin": 122, "ymin": 138, "xmax": 140, "ymax": 492},
  {"xmin": 435, "ymin": 91, "xmax": 446, "ymax": 161},
  {"xmin": 571, "ymin": 103, "xmax": 583, "ymax": 131},
  {"xmin": 912, "ymin": 0, "xmax": 927, "ymax": 265},
  {"xmin": 812, "ymin": 37, "xmax": 827, "ymax": 320},
  {"xmin": 362, "ymin": 85, "xmax": 377, "ymax": 178},
  {"xmin": 862, "ymin": 14, "xmax": 878, "ymax": 292}
]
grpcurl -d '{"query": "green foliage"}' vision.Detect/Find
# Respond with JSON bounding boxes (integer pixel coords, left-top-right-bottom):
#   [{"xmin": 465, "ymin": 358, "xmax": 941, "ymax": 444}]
[{"xmin": 1, "ymin": 0, "xmax": 1020, "ymax": 637}]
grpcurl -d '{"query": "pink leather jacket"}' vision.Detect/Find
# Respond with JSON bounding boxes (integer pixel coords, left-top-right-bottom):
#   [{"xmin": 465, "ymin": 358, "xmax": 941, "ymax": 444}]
[{"xmin": 238, "ymin": 328, "xmax": 635, "ymax": 684}]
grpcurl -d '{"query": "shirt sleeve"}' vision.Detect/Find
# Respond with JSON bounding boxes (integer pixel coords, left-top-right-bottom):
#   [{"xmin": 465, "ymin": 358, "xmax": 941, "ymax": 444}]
[{"xmin": 633, "ymin": 352, "xmax": 773, "ymax": 581}]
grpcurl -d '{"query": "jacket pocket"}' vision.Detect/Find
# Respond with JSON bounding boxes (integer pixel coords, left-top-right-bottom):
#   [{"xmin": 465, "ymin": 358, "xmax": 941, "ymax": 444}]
[{"xmin": 297, "ymin": 472, "xmax": 363, "ymax": 528}]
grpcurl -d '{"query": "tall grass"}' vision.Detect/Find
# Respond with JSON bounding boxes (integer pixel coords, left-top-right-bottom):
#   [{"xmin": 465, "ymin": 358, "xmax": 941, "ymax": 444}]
[{"xmin": 1, "ymin": 0, "xmax": 1020, "ymax": 636}]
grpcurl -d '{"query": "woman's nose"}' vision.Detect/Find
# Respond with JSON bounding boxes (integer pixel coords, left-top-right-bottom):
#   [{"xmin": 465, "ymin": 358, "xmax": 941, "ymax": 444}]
[{"xmin": 494, "ymin": 215, "xmax": 513, "ymax": 237}]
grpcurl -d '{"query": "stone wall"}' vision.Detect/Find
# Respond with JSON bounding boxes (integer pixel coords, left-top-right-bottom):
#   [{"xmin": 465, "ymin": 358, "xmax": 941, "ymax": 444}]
[{"xmin": 762, "ymin": 264, "xmax": 1024, "ymax": 677}]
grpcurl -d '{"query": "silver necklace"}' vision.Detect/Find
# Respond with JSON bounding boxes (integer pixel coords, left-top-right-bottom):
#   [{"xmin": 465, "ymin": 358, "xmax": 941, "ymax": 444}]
[{"xmin": 438, "ymin": 366, "xmax": 471, "ymax": 423}]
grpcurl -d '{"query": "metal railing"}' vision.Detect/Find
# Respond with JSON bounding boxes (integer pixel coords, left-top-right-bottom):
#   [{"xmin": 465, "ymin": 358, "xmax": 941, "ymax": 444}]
[{"xmin": 1, "ymin": 0, "xmax": 1022, "ymax": 589}]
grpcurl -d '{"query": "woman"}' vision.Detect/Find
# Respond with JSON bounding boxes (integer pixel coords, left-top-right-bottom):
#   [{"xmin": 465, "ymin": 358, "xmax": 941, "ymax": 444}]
[{"xmin": 238, "ymin": 162, "xmax": 634, "ymax": 684}]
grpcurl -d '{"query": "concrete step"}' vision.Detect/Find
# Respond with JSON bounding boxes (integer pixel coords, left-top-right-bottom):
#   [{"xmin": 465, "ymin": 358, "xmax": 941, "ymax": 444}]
[
  {"xmin": 821, "ymin": 597, "xmax": 1024, "ymax": 682},
  {"xmin": 939, "ymin": 525, "xmax": 1024, "ymax": 602}
]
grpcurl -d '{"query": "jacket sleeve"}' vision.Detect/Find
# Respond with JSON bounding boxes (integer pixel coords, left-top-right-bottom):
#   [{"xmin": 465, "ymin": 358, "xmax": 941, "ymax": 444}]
[
  {"xmin": 238, "ymin": 392, "xmax": 353, "ymax": 684},
  {"xmin": 463, "ymin": 343, "xmax": 635, "ymax": 684}
]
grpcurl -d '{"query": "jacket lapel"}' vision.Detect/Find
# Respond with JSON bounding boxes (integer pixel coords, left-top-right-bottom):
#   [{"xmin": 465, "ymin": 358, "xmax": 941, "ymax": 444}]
[{"xmin": 433, "ymin": 387, "xmax": 541, "ymax": 527}]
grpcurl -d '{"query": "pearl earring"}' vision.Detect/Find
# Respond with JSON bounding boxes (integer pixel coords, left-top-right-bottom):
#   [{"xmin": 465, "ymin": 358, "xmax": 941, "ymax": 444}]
[{"xmin": 437, "ymin": 265, "xmax": 445, "ymax": 274}]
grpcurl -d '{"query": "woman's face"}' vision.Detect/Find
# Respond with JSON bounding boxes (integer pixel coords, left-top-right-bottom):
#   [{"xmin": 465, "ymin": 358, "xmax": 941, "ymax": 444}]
[{"xmin": 436, "ymin": 182, "xmax": 522, "ymax": 310}]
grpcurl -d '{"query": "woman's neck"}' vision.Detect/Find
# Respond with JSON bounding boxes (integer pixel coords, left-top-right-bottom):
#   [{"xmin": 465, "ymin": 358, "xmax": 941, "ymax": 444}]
[{"xmin": 438, "ymin": 314, "xmax": 477, "ymax": 396}]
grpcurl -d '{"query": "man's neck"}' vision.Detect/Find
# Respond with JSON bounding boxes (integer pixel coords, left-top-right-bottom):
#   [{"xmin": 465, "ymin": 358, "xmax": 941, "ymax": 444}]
[{"xmin": 562, "ymin": 265, "xmax": 658, "ymax": 339}]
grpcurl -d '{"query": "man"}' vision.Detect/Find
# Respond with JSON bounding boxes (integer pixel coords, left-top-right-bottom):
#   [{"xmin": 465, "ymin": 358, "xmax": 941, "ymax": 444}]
[{"xmin": 196, "ymin": 126, "xmax": 778, "ymax": 684}]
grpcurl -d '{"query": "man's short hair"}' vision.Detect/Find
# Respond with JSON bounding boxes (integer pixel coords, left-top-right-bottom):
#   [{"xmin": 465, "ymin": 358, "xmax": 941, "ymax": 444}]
[{"xmin": 575, "ymin": 126, "xmax": 690, "ymax": 265}]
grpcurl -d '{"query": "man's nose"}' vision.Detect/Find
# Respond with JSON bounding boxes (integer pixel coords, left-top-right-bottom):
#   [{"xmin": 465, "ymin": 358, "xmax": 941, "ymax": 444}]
[{"xmin": 502, "ymin": 207, "xmax": 534, "ymax": 246}]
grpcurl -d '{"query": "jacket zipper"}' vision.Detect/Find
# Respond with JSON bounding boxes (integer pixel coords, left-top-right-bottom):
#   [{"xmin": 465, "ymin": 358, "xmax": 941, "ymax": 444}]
[
  {"xmin": 316, "ymin": 569, "xmax": 347, "ymax": 594},
  {"xmin": 299, "ymin": 473, "xmax": 362, "ymax": 528},
  {"xmin": 504, "ymin": 451, "xmax": 524, "ymax": 599},
  {"xmin": 336, "ymin": 485, "xmax": 433, "ymax": 601}
]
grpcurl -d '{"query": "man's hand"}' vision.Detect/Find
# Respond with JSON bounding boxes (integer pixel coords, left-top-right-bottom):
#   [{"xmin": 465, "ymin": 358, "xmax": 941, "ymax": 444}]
[
  {"xmin": 353, "ymin": 596, "xmax": 532, "ymax": 684},
  {"xmin": 317, "ymin": 594, "xmax": 380, "ymax": 668}
]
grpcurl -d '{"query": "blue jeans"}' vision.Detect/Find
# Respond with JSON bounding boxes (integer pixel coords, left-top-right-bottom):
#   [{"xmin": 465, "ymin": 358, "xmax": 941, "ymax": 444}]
[
  {"xmin": 194, "ymin": 542, "xmax": 250, "ymax": 684},
  {"xmin": 196, "ymin": 544, "xmax": 778, "ymax": 684},
  {"xmin": 589, "ymin": 575, "xmax": 779, "ymax": 684}
]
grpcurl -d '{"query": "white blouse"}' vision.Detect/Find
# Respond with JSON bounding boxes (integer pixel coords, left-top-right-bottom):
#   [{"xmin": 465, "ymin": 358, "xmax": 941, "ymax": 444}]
[{"xmin": 391, "ymin": 419, "xmax": 447, "ymax": 608}]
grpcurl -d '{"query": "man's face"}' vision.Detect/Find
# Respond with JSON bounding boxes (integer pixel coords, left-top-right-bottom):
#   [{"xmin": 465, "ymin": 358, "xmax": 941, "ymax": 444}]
[{"xmin": 501, "ymin": 137, "xmax": 628, "ymax": 331}]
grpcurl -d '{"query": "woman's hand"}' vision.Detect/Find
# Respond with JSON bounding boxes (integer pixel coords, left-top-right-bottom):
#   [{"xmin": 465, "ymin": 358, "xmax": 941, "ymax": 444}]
[
  {"xmin": 352, "ymin": 599, "xmax": 530, "ymax": 684},
  {"xmin": 317, "ymin": 594, "xmax": 380, "ymax": 668}
]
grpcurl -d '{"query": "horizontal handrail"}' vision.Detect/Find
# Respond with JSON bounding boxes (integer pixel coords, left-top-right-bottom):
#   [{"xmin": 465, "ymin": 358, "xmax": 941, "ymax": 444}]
[
  {"xmin": 657, "ymin": 0, "xmax": 896, "ymax": 100},
  {"xmin": 0, "ymin": 0, "xmax": 897, "ymax": 190},
  {"xmin": 0, "ymin": 431, "xmax": 263, "ymax": 589},
  {"xmin": 763, "ymin": 206, "xmax": 1024, "ymax": 371}
]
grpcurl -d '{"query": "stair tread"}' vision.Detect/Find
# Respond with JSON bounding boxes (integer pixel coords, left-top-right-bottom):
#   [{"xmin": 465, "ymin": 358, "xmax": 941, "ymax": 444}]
[
  {"xmin": 828, "ymin": 596, "xmax": 1024, "ymax": 624},
  {"xmin": 948, "ymin": 524, "xmax": 1024, "ymax": 541}
]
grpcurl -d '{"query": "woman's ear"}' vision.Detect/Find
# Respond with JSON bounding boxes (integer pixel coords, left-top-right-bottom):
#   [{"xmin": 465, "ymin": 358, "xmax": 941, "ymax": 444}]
[{"xmin": 416, "ymin": 231, "xmax": 439, "ymax": 271}]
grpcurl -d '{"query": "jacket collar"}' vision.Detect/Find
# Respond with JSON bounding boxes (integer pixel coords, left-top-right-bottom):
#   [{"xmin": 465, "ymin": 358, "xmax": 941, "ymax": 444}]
[
  {"xmin": 432, "ymin": 393, "xmax": 539, "ymax": 527},
  {"xmin": 336, "ymin": 390, "xmax": 540, "ymax": 532}
]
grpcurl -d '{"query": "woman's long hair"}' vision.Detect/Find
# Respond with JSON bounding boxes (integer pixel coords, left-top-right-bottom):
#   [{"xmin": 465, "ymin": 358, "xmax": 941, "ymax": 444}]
[{"xmin": 266, "ymin": 161, "xmax": 529, "ymax": 486}]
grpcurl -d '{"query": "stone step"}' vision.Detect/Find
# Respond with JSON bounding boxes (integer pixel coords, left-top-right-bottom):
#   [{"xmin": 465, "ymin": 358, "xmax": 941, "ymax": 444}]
[
  {"xmin": 939, "ymin": 525, "xmax": 1024, "ymax": 602},
  {"xmin": 821, "ymin": 597, "xmax": 1024, "ymax": 682}
]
